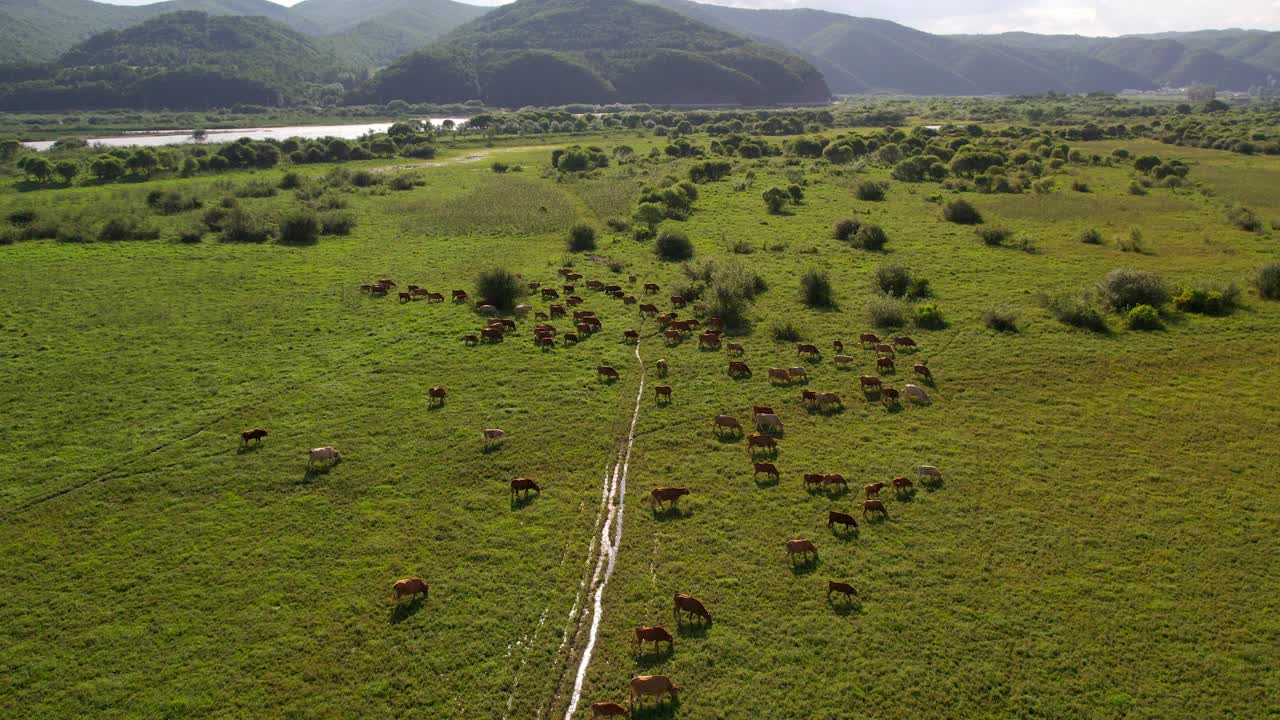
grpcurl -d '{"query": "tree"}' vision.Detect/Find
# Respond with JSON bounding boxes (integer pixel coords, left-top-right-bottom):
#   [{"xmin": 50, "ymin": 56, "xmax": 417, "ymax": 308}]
[
  {"xmin": 91, "ymin": 155, "xmax": 125, "ymax": 181},
  {"xmin": 475, "ymin": 268, "xmax": 523, "ymax": 312},
  {"xmin": 0, "ymin": 139, "xmax": 19, "ymax": 161},
  {"xmin": 762, "ymin": 187, "xmax": 789, "ymax": 214},
  {"xmin": 126, "ymin": 149, "xmax": 158, "ymax": 177},
  {"xmin": 1133, "ymin": 155, "xmax": 1162, "ymax": 174},
  {"xmin": 20, "ymin": 156, "xmax": 53, "ymax": 183},
  {"xmin": 54, "ymin": 160, "xmax": 78, "ymax": 184}
]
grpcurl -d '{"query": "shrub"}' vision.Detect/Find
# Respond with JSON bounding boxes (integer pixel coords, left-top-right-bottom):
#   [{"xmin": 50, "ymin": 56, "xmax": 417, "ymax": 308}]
[
  {"xmin": 1071, "ymin": 180, "xmax": 1090, "ymax": 193},
  {"xmin": 787, "ymin": 185, "xmax": 804, "ymax": 203},
  {"xmin": 655, "ymin": 230, "xmax": 694, "ymax": 261},
  {"xmin": 0, "ymin": 227, "xmax": 18, "ymax": 245},
  {"xmin": 977, "ymin": 227, "xmax": 1011, "ymax": 246},
  {"xmin": 7, "ymin": 208, "xmax": 36, "ymax": 225},
  {"xmin": 875, "ymin": 264, "xmax": 913, "ymax": 297},
  {"xmin": 1041, "ymin": 292, "xmax": 1107, "ymax": 332},
  {"xmin": 491, "ymin": 162, "xmax": 509, "ymax": 173},
  {"xmin": 219, "ymin": 209, "xmax": 275, "ymax": 243},
  {"xmin": 1254, "ymin": 263, "xmax": 1280, "ymax": 299},
  {"xmin": 832, "ymin": 218, "xmax": 860, "ymax": 241},
  {"xmin": 1118, "ymin": 227, "xmax": 1145, "ymax": 253},
  {"xmin": 1127, "ymin": 181, "xmax": 1147, "ymax": 196},
  {"xmin": 854, "ymin": 223, "xmax": 888, "ymax": 251},
  {"xmin": 234, "ymin": 179, "xmax": 277, "ymax": 198},
  {"xmin": 279, "ymin": 171, "xmax": 302, "ymax": 189},
  {"xmin": 278, "ymin": 211, "xmax": 320, "ymax": 245},
  {"xmin": 351, "ymin": 170, "xmax": 378, "ymax": 188},
  {"xmin": 1098, "ymin": 269, "xmax": 1169, "ymax": 311},
  {"xmin": 388, "ymin": 173, "xmax": 420, "ymax": 191},
  {"xmin": 914, "ymin": 303, "xmax": 945, "ymax": 329},
  {"xmin": 97, "ymin": 216, "xmax": 157, "ymax": 242},
  {"xmin": 1127, "ymin": 304, "xmax": 1162, "ymax": 330},
  {"xmin": 730, "ymin": 240, "xmax": 754, "ymax": 254},
  {"xmin": 605, "ymin": 218, "xmax": 631, "ymax": 233},
  {"xmin": 1227, "ymin": 204, "xmax": 1262, "ymax": 232},
  {"xmin": 762, "ymin": 187, "xmax": 789, "ymax": 214},
  {"xmin": 146, "ymin": 190, "xmax": 202, "ymax": 215},
  {"xmin": 1173, "ymin": 284, "xmax": 1238, "ymax": 315},
  {"xmin": 770, "ymin": 320, "xmax": 802, "ymax": 342},
  {"xmin": 1079, "ymin": 228, "xmax": 1104, "ymax": 245},
  {"xmin": 176, "ymin": 225, "xmax": 204, "ymax": 244},
  {"xmin": 319, "ymin": 211, "xmax": 356, "ymax": 236},
  {"xmin": 202, "ymin": 205, "xmax": 231, "ymax": 231},
  {"xmin": 633, "ymin": 225, "xmax": 655, "ymax": 242},
  {"xmin": 801, "ymin": 270, "xmax": 834, "ymax": 308},
  {"xmin": 942, "ymin": 198, "xmax": 982, "ymax": 224},
  {"xmin": 567, "ymin": 223, "xmax": 597, "ymax": 252},
  {"xmin": 475, "ymin": 268, "xmax": 523, "ymax": 311},
  {"xmin": 867, "ymin": 296, "xmax": 910, "ymax": 327},
  {"xmin": 855, "ymin": 180, "xmax": 886, "ymax": 201},
  {"xmin": 983, "ymin": 307, "xmax": 1019, "ymax": 332},
  {"xmin": 1032, "ymin": 178, "xmax": 1055, "ymax": 194}
]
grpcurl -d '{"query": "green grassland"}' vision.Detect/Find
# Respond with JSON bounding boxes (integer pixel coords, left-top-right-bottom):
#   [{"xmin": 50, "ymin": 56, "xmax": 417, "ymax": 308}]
[{"xmin": 2, "ymin": 133, "xmax": 1278, "ymax": 719}]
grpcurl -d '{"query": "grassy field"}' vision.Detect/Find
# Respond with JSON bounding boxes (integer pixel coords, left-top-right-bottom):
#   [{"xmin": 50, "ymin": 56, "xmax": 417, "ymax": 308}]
[{"xmin": 2, "ymin": 132, "xmax": 1278, "ymax": 719}]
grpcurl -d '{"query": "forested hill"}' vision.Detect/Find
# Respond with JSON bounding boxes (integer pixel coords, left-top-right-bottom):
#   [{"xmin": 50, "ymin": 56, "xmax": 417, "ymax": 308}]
[
  {"xmin": 288, "ymin": 0, "xmax": 488, "ymax": 64},
  {"xmin": 361, "ymin": 0, "xmax": 831, "ymax": 106}
]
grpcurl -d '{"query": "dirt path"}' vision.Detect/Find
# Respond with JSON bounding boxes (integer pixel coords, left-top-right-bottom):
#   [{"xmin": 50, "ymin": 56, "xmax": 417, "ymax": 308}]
[{"xmin": 371, "ymin": 145, "xmax": 551, "ymax": 174}]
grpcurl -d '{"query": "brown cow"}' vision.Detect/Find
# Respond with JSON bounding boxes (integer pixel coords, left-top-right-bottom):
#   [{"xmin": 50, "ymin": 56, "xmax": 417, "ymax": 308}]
[
  {"xmin": 578, "ymin": 322, "xmax": 594, "ymax": 336},
  {"xmin": 527, "ymin": 281, "xmax": 541, "ymax": 291},
  {"xmin": 713, "ymin": 415, "xmax": 742, "ymax": 434},
  {"xmin": 865, "ymin": 482, "xmax": 887, "ymax": 498},
  {"xmin": 752, "ymin": 406, "xmax": 774, "ymax": 418},
  {"xmin": 584, "ymin": 316, "xmax": 602, "ymax": 329},
  {"xmin": 644, "ymin": 283, "xmax": 660, "ymax": 294},
  {"xmin": 428, "ymin": 386, "xmax": 447, "ymax": 406},
  {"xmin": 788, "ymin": 367, "xmax": 808, "ymax": 383},
  {"xmin": 859, "ymin": 332, "xmax": 880, "ymax": 346},
  {"xmin": 481, "ymin": 327, "xmax": 504, "ymax": 342},
  {"xmin": 574, "ymin": 310, "xmax": 596, "ymax": 320},
  {"xmin": 633, "ymin": 626, "xmax": 673, "ymax": 655},
  {"xmin": 894, "ymin": 336, "xmax": 917, "ymax": 349},
  {"xmin": 804, "ymin": 473, "xmax": 827, "ymax": 490},
  {"xmin": 874, "ymin": 343, "xmax": 895, "ymax": 357},
  {"xmin": 240, "ymin": 428, "xmax": 268, "ymax": 445},
  {"xmin": 563, "ymin": 333, "xmax": 578, "ymax": 345},
  {"xmin": 877, "ymin": 356, "xmax": 896, "ymax": 372},
  {"xmin": 624, "ymin": 329, "xmax": 640, "ymax": 344},
  {"xmin": 654, "ymin": 385, "xmax": 672, "ymax": 403},
  {"xmin": 598, "ymin": 366, "xmax": 620, "ymax": 381},
  {"xmin": 671, "ymin": 296, "xmax": 686, "ymax": 308},
  {"xmin": 814, "ymin": 392, "xmax": 842, "ymax": 408},
  {"xmin": 881, "ymin": 387, "xmax": 900, "ymax": 406},
  {"xmin": 698, "ymin": 332, "xmax": 720, "ymax": 348},
  {"xmin": 550, "ymin": 304, "xmax": 566, "ymax": 318},
  {"xmin": 537, "ymin": 336, "xmax": 555, "ymax": 349},
  {"xmin": 728, "ymin": 361, "xmax": 752, "ymax": 377},
  {"xmin": 796, "ymin": 343, "xmax": 820, "ymax": 357},
  {"xmin": 673, "ymin": 593, "xmax": 711, "ymax": 624},
  {"xmin": 567, "ymin": 296, "xmax": 584, "ymax": 306},
  {"xmin": 398, "ymin": 292, "xmax": 412, "ymax": 303},
  {"xmin": 863, "ymin": 499, "xmax": 888, "ymax": 518},
  {"xmin": 511, "ymin": 477, "xmax": 541, "ymax": 498},
  {"xmin": 463, "ymin": 334, "xmax": 479, "ymax": 346},
  {"xmin": 565, "ymin": 272, "xmax": 583, "ymax": 282},
  {"xmin": 893, "ymin": 476, "xmax": 914, "ymax": 493},
  {"xmin": 391, "ymin": 577, "xmax": 429, "ymax": 603},
  {"xmin": 827, "ymin": 581, "xmax": 859, "ymax": 602},
  {"xmin": 604, "ymin": 285, "xmax": 622, "ymax": 294},
  {"xmin": 655, "ymin": 359, "xmax": 668, "ymax": 377},
  {"xmin": 859, "ymin": 375, "xmax": 882, "ymax": 390},
  {"xmin": 747, "ymin": 434, "xmax": 777, "ymax": 453},
  {"xmin": 753, "ymin": 462, "xmax": 780, "ymax": 481},
  {"xmin": 834, "ymin": 354, "xmax": 856, "ymax": 368},
  {"xmin": 824, "ymin": 473, "xmax": 849, "ymax": 490},
  {"xmin": 409, "ymin": 287, "xmax": 429, "ymax": 299},
  {"xmin": 378, "ymin": 279, "xmax": 396, "ymax": 288},
  {"xmin": 542, "ymin": 288, "xmax": 559, "ymax": 300},
  {"xmin": 639, "ymin": 303, "xmax": 659, "ymax": 316},
  {"xmin": 670, "ymin": 320, "xmax": 694, "ymax": 334},
  {"xmin": 664, "ymin": 329, "xmax": 682, "ymax": 345},
  {"xmin": 725, "ymin": 342, "xmax": 743, "ymax": 355},
  {"xmin": 452, "ymin": 290, "xmax": 468, "ymax": 302},
  {"xmin": 535, "ymin": 311, "xmax": 549, "ymax": 321},
  {"xmin": 786, "ymin": 538, "xmax": 817, "ymax": 562},
  {"xmin": 563, "ymin": 285, "xmax": 575, "ymax": 295},
  {"xmin": 913, "ymin": 363, "xmax": 933, "ymax": 380},
  {"xmin": 832, "ymin": 339, "xmax": 844, "ymax": 353},
  {"xmin": 801, "ymin": 390, "xmax": 817, "ymax": 405},
  {"xmin": 768, "ymin": 367, "xmax": 791, "ymax": 384},
  {"xmin": 482, "ymin": 428, "xmax": 506, "ymax": 447},
  {"xmin": 590, "ymin": 702, "xmax": 629, "ymax": 718},
  {"xmin": 630, "ymin": 675, "xmax": 679, "ymax": 708},
  {"xmin": 827, "ymin": 511, "xmax": 858, "ymax": 532},
  {"xmin": 426, "ymin": 291, "xmax": 444, "ymax": 302},
  {"xmin": 650, "ymin": 487, "xmax": 690, "ymax": 510}
]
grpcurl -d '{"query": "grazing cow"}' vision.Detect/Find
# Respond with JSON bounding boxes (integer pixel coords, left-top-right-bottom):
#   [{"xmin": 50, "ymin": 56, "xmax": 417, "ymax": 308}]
[
  {"xmin": 913, "ymin": 363, "xmax": 933, "ymax": 381},
  {"xmin": 747, "ymin": 434, "xmax": 777, "ymax": 453},
  {"xmin": 664, "ymin": 329, "xmax": 682, "ymax": 345},
  {"xmin": 894, "ymin": 336, "xmax": 917, "ymax": 349},
  {"xmin": 478, "ymin": 304, "xmax": 499, "ymax": 317},
  {"xmin": 565, "ymin": 272, "xmax": 582, "ymax": 282},
  {"xmin": 644, "ymin": 283, "xmax": 660, "ymax": 294},
  {"xmin": 787, "ymin": 367, "xmax": 808, "ymax": 383},
  {"xmin": 657, "ymin": 312, "xmax": 677, "ymax": 326},
  {"xmin": 904, "ymin": 384, "xmax": 929, "ymax": 403},
  {"xmin": 563, "ymin": 285, "xmax": 575, "ymax": 295},
  {"xmin": 578, "ymin": 323, "xmax": 594, "ymax": 336},
  {"xmin": 584, "ymin": 316, "xmax": 602, "ymax": 330},
  {"xmin": 630, "ymin": 675, "xmax": 679, "ymax": 708},
  {"xmin": 755, "ymin": 413, "xmax": 783, "ymax": 432},
  {"xmin": 786, "ymin": 539, "xmax": 817, "ymax": 562},
  {"xmin": 537, "ymin": 336, "xmax": 555, "ymax": 349},
  {"xmin": 801, "ymin": 390, "xmax": 818, "ymax": 405},
  {"xmin": 534, "ymin": 323, "xmax": 557, "ymax": 336},
  {"xmin": 624, "ymin": 329, "xmax": 640, "ymax": 344},
  {"xmin": 834, "ymin": 354, "xmax": 855, "ymax": 368},
  {"xmin": 586, "ymin": 280, "xmax": 604, "ymax": 291},
  {"xmin": 360, "ymin": 284, "xmax": 373, "ymax": 293},
  {"xmin": 604, "ymin": 285, "xmax": 621, "ymax": 294},
  {"xmin": 671, "ymin": 296, "xmax": 686, "ymax": 308},
  {"xmin": 651, "ymin": 486, "xmax": 691, "ymax": 510},
  {"xmin": 535, "ymin": 311, "xmax": 549, "ymax": 321},
  {"xmin": 877, "ymin": 357, "xmax": 896, "ymax": 372},
  {"xmin": 670, "ymin": 320, "xmax": 694, "ymax": 334},
  {"xmin": 391, "ymin": 577, "xmax": 429, "ymax": 603},
  {"xmin": 510, "ymin": 477, "xmax": 541, "ymax": 498},
  {"xmin": 751, "ymin": 406, "xmax": 775, "ymax": 418},
  {"xmin": 639, "ymin": 303, "xmax": 659, "ymax": 317},
  {"xmin": 863, "ymin": 499, "xmax": 888, "ymax": 518},
  {"xmin": 482, "ymin": 429, "xmax": 506, "ymax": 448},
  {"xmin": 918, "ymin": 466, "xmax": 943, "ymax": 482},
  {"xmin": 874, "ymin": 343, "xmax": 895, "ymax": 357},
  {"xmin": 881, "ymin": 387, "xmax": 900, "ymax": 406},
  {"xmin": 768, "ymin": 367, "xmax": 791, "ymax": 384},
  {"xmin": 893, "ymin": 476, "xmax": 914, "ymax": 493},
  {"xmin": 567, "ymin": 296, "xmax": 584, "ymax": 306},
  {"xmin": 378, "ymin": 279, "xmax": 396, "ymax": 288},
  {"xmin": 673, "ymin": 594, "xmax": 711, "ymax": 624},
  {"xmin": 463, "ymin": 334, "xmax": 479, "ymax": 346},
  {"xmin": 804, "ymin": 473, "xmax": 827, "ymax": 490},
  {"xmin": 629, "ymin": 275, "xmax": 637, "ymax": 284},
  {"xmin": 827, "ymin": 581, "xmax": 859, "ymax": 602},
  {"xmin": 814, "ymin": 392, "xmax": 842, "ymax": 409},
  {"xmin": 796, "ymin": 343, "xmax": 820, "ymax": 357},
  {"xmin": 574, "ymin": 310, "xmax": 596, "ymax": 320},
  {"xmin": 698, "ymin": 332, "xmax": 720, "ymax": 348},
  {"xmin": 540, "ymin": 287, "xmax": 559, "ymax": 300},
  {"xmin": 712, "ymin": 415, "xmax": 742, "ymax": 434},
  {"xmin": 240, "ymin": 428, "xmax": 268, "ymax": 446},
  {"xmin": 827, "ymin": 511, "xmax": 858, "ymax": 532},
  {"xmin": 369, "ymin": 284, "xmax": 389, "ymax": 296},
  {"xmin": 859, "ymin": 376, "xmax": 882, "ymax": 391},
  {"xmin": 623, "ymin": 296, "xmax": 637, "ymax": 305},
  {"xmin": 656, "ymin": 359, "xmax": 668, "ymax": 377},
  {"xmin": 427, "ymin": 292, "xmax": 445, "ymax": 303},
  {"xmin": 563, "ymin": 333, "xmax": 578, "ymax": 345},
  {"xmin": 865, "ymin": 482, "xmax": 886, "ymax": 498},
  {"xmin": 598, "ymin": 366, "xmax": 620, "ymax": 381},
  {"xmin": 527, "ymin": 281, "xmax": 541, "ymax": 291},
  {"xmin": 654, "ymin": 385, "xmax": 672, "ymax": 403},
  {"xmin": 409, "ymin": 288, "xmax": 429, "ymax": 299},
  {"xmin": 500, "ymin": 318, "xmax": 517, "ymax": 330},
  {"xmin": 633, "ymin": 626, "xmax": 674, "ymax": 655},
  {"xmin": 428, "ymin": 386, "xmax": 447, "ymax": 406},
  {"xmin": 590, "ymin": 701, "xmax": 629, "ymax": 718},
  {"xmin": 753, "ymin": 462, "xmax": 780, "ymax": 481},
  {"xmin": 308, "ymin": 446, "xmax": 341, "ymax": 466},
  {"xmin": 452, "ymin": 290, "xmax": 468, "ymax": 302},
  {"xmin": 514, "ymin": 304, "xmax": 532, "ymax": 317},
  {"xmin": 824, "ymin": 473, "xmax": 848, "ymax": 490},
  {"xmin": 726, "ymin": 342, "xmax": 743, "ymax": 355},
  {"xmin": 859, "ymin": 332, "xmax": 881, "ymax": 346},
  {"xmin": 398, "ymin": 292, "xmax": 412, "ymax": 303},
  {"xmin": 833, "ymin": 339, "xmax": 844, "ymax": 353},
  {"xmin": 481, "ymin": 327, "xmax": 504, "ymax": 342},
  {"xmin": 550, "ymin": 304, "xmax": 566, "ymax": 318},
  {"xmin": 728, "ymin": 361, "xmax": 752, "ymax": 378}
]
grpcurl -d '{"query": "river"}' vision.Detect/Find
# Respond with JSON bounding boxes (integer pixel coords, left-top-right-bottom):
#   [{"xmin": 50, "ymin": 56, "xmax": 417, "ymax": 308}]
[{"xmin": 21, "ymin": 118, "xmax": 471, "ymax": 152}]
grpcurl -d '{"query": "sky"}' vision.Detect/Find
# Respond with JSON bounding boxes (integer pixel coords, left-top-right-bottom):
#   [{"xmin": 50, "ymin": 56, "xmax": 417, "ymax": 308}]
[{"xmin": 95, "ymin": 0, "xmax": 1280, "ymax": 36}]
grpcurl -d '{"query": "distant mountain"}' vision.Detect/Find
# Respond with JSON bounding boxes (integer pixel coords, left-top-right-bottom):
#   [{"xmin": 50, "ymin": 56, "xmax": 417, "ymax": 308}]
[
  {"xmin": 1130, "ymin": 30, "xmax": 1280, "ymax": 75},
  {"xmin": 290, "ymin": 0, "xmax": 488, "ymax": 63},
  {"xmin": 364, "ymin": 0, "xmax": 831, "ymax": 106}
]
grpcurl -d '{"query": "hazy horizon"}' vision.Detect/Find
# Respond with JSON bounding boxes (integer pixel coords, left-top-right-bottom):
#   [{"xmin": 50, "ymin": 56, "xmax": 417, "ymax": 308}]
[{"xmin": 91, "ymin": 0, "xmax": 1280, "ymax": 37}]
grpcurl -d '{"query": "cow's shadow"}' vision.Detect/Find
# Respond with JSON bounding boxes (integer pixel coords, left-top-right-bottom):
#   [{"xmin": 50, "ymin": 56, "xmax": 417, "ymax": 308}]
[
  {"xmin": 634, "ymin": 646, "xmax": 674, "ymax": 668},
  {"xmin": 236, "ymin": 444, "xmax": 263, "ymax": 455},
  {"xmin": 389, "ymin": 597, "xmax": 425, "ymax": 624},
  {"xmin": 827, "ymin": 595, "xmax": 864, "ymax": 617},
  {"xmin": 829, "ymin": 525, "xmax": 859, "ymax": 542},
  {"xmin": 482, "ymin": 443, "xmax": 505, "ymax": 455},
  {"xmin": 753, "ymin": 474, "xmax": 779, "ymax": 489},
  {"xmin": 651, "ymin": 506, "xmax": 689, "ymax": 522},
  {"xmin": 510, "ymin": 494, "xmax": 538, "ymax": 510},
  {"xmin": 303, "ymin": 462, "xmax": 338, "ymax": 481},
  {"xmin": 789, "ymin": 556, "xmax": 820, "ymax": 575},
  {"xmin": 632, "ymin": 703, "xmax": 679, "ymax": 720},
  {"xmin": 895, "ymin": 488, "xmax": 917, "ymax": 503},
  {"xmin": 922, "ymin": 477, "xmax": 945, "ymax": 492},
  {"xmin": 674, "ymin": 620, "xmax": 709, "ymax": 638}
]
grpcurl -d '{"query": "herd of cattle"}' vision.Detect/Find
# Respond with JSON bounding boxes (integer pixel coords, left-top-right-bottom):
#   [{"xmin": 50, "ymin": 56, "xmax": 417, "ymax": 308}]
[{"xmin": 246, "ymin": 268, "xmax": 947, "ymax": 715}]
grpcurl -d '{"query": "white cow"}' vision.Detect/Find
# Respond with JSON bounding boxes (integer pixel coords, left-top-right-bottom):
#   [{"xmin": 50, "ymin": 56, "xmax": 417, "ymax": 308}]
[
  {"xmin": 834, "ymin": 354, "xmax": 855, "ymax": 367},
  {"xmin": 904, "ymin": 384, "xmax": 930, "ymax": 402},
  {"xmin": 918, "ymin": 465, "xmax": 943, "ymax": 481},
  {"xmin": 755, "ymin": 413, "xmax": 783, "ymax": 431},
  {"xmin": 482, "ymin": 428, "xmax": 506, "ymax": 447},
  {"xmin": 787, "ymin": 367, "xmax": 808, "ymax": 381},
  {"xmin": 513, "ymin": 304, "xmax": 532, "ymax": 317},
  {"xmin": 308, "ymin": 446, "xmax": 341, "ymax": 466},
  {"xmin": 478, "ymin": 304, "xmax": 499, "ymax": 317}
]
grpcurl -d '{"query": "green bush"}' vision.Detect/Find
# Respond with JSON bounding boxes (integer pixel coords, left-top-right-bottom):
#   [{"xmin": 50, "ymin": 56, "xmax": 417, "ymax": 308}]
[
  {"xmin": 491, "ymin": 162, "xmax": 509, "ymax": 173},
  {"xmin": 801, "ymin": 270, "xmax": 834, "ymax": 308},
  {"xmin": 1173, "ymin": 284, "xmax": 1239, "ymax": 314},
  {"xmin": 977, "ymin": 227, "xmax": 1011, "ymax": 246},
  {"xmin": 914, "ymin": 303, "xmax": 946, "ymax": 329},
  {"xmin": 351, "ymin": 170, "xmax": 379, "ymax": 188},
  {"xmin": 1080, "ymin": 228, "xmax": 1104, "ymax": 245},
  {"xmin": 983, "ymin": 307, "xmax": 1019, "ymax": 332},
  {"xmin": 219, "ymin": 209, "xmax": 275, "ymax": 243},
  {"xmin": 146, "ymin": 190, "xmax": 202, "ymax": 215},
  {"xmin": 568, "ymin": 223, "xmax": 597, "ymax": 252},
  {"xmin": 730, "ymin": 240, "xmax": 754, "ymax": 254},
  {"xmin": 633, "ymin": 225, "xmax": 655, "ymax": 242},
  {"xmin": 855, "ymin": 223, "xmax": 889, "ymax": 251},
  {"xmin": 867, "ymin": 296, "xmax": 910, "ymax": 327},
  {"xmin": 475, "ymin": 268, "xmax": 523, "ymax": 311},
  {"xmin": 875, "ymin": 264, "xmax": 914, "ymax": 297},
  {"xmin": 655, "ymin": 230, "xmax": 694, "ymax": 261},
  {"xmin": 176, "ymin": 225, "xmax": 204, "ymax": 244},
  {"xmin": 942, "ymin": 198, "xmax": 982, "ymax": 224},
  {"xmin": 97, "ymin": 216, "xmax": 157, "ymax": 242},
  {"xmin": 1227, "ymin": 204, "xmax": 1262, "ymax": 232},
  {"xmin": 1098, "ymin": 269, "xmax": 1169, "ymax": 312},
  {"xmin": 832, "ymin": 218, "xmax": 860, "ymax": 241},
  {"xmin": 319, "ymin": 212, "xmax": 356, "ymax": 236},
  {"xmin": 1041, "ymin": 292, "xmax": 1107, "ymax": 332},
  {"xmin": 1071, "ymin": 180, "xmax": 1090, "ymax": 193},
  {"xmin": 1127, "ymin": 181, "xmax": 1147, "ymax": 195},
  {"xmin": 1127, "ymin": 304, "xmax": 1162, "ymax": 330},
  {"xmin": 279, "ymin": 211, "xmax": 320, "ymax": 245},
  {"xmin": 855, "ymin": 180, "xmax": 886, "ymax": 201},
  {"xmin": 234, "ymin": 179, "xmax": 277, "ymax": 198},
  {"xmin": 605, "ymin": 218, "xmax": 631, "ymax": 233},
  {"xmin": 762, "ymin": 187, "xmax": 789, "ymax": 214},
  {"xmin": 1255, "ymin": 263, "xmax": 1280, "ymax": 299},
  {"xmin": 279, "ymin": 171, "xmax": 303, "ymax": 189},
  {"xmin": 770, "ymin": 320, "xmax": 802, "ymax": 342},
  {"xmin": 7, "ymin": 208, "xmax": 36, "ymax": 225}
]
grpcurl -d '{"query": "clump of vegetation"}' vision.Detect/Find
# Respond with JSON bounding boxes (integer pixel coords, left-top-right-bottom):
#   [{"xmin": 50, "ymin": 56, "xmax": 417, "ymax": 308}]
[
  {"xmin": 730, "ymin": 240, "xmax": 754, "ymax": 254},
  {"xmin": 855, "ymin": 180, "xmax": 887, "ymax": 201},
  {"xmin": 234, "ymin": 179, "xmax": 277, "ymax": 198},
  {"xmin": 689, "ymin": 160, "xmax": 732, "ymax": 183},
  {"xmin": 977, "ymin": 227, "xmax": 1012, "ymax": 246},
  {"xmin": 491, "ymin": 162, "xmax": 509, "ymax": 173},
  {"xmin": 1117, "ymin": 227, "xmax": 1146, "ymax": 253},
  {"xmin": 146, "ymin": 190, "xmax": 201, "ymax": 215},
  {"xmin": 350, "ymin": 170, "xmax": 379, "ymax": 188},
  {"xmin": 854, "ymin": 223, "xmax": 888, "ymax": 251},
  {"xmin": 983, "ymin": 307, "xmax": 1019, "ymax": 332},
  {"xmin": 176, "ymin": 225, "xmax": 204, "ymax": 244},
  {"xmin": 7, "ymin": 208, "xmax": 36, "ymax": 225},
  {"xmin": 762, "ymin": 187, "xmax": 790, "ymax": 214},
  {"xmin": 832, "ymin": 218, "xmax": 861, "ymax": 241},
  {"xmin": 1079, "ymin": 228, "xmax": 1104, "ymax": 245},
  {"xmin": 1127, "ymin": 304, "xmax": 1162, "ymax": 330},
  {"xmin": 655, "ymin": 230, "xmax": 694, "ymax": 261},
  {"xmin": 942, "ymin": 198, "xmax": 982, "ymax": 224},
  {"xmin": 770, "ymin": 320, "xmax": 802, "ymax": 342},
  {"xmin": 219, "ymin": 208, "xmax": 275, "ymax": 244},
  {"xmin": 605, "ymin": 218, "xmax": 630, "ymax": 233},
  {"xmin": 801, "ymin": 270, "xmax": 834, "ymax": 308},
  {"xmin": 567, "ymin": 223, "xmax": 597, "ymax": 252},
  {"xmin": 552, "ymin": 146, "xmax": 609, "ymax": 173},
  {"xmin": 1128, "ymin": 181, "xmax": 1148, "ymax": 196},
  {"xmin": 279, "ymin": 171, "xmax": 303, "ymax": 190},
  {"xmin": 1098, "ymin": 269, "xmax": 1169, "ymax": 312},
  {"xmin": 681, "ymin": 260, "xmax": 765, "ymax": 331},
  {"xmin": 1071, "ymin": 180, "xmax": 1090, "ymax": 193},
  {"xmin": 1173, "ymin": 284, "xmax": 1239, "ymax": 314},
  {"xmin": 1041, "ymin": 292, "xmax": 1107, "ymax": 332},
  {"xmin": 475, "ymin": 268, "xmax": 523, "ymax": 311},
  {"xmin": 279, "ymin": 211, "xmax": 321, "ymax": 245},
  {"xmin": 1254, "ymin": 263, "xmax": 1280, "ymax": 299},
  {"xmin": 1227, "ymin": 204, "xmax": 1262, "ymax": 232},
  {"xmin": 97, "ymin": 216, "xmax": 158, "ymax": 243},
  {"xmin": 387, "ymin": 173, "xmax": 421, "ymax": 191},
  {"xmin": 874, "ymin": 264, "xmax": 928, "ymax": 298},
  {"xmin": 867, "ymin": 296, "xmax": 910, "ymax": 327},
  {"xmin": 914, "ymin": 303, "xmax": 946, "ymax": 329}
]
